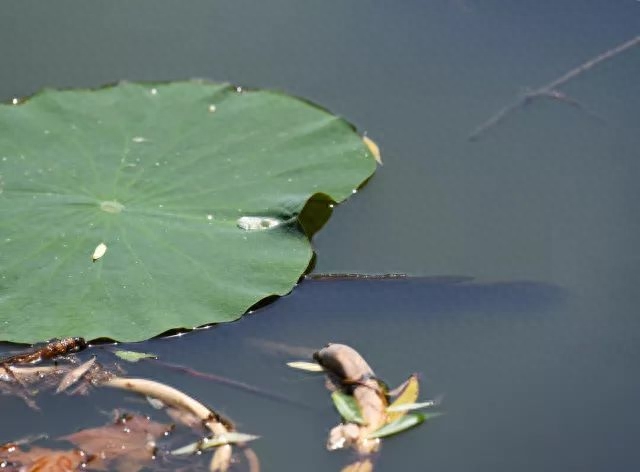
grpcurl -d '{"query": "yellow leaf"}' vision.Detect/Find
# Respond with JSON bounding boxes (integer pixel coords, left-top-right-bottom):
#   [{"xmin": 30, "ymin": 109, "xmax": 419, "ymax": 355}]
[
  {"xmin": 363, "ymin": 135, "xmax": 382, "ymax": 165},
  {"xmin": 386, "ymin": 374, "xmax": 419, "ymax": 423}
]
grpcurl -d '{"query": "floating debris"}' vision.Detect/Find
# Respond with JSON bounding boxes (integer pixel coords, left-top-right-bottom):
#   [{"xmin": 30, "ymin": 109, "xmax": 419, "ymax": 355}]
[
  {"xmin": 56, "ymin": 356, "xmax": 97, "ymax": 393},
  {"xmin": 300, "ymin": 343, "xmax": 440, "ymax": 470},
  {"xmin": 0, "ymin": 337, "xmax": 87, "ymax": 366},
  {"xmin": 1, "ymin": 348, "xmax": 261, "ymax": 471}
]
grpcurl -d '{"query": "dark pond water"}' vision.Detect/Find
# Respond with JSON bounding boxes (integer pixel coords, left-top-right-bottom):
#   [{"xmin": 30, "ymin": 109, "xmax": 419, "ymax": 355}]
[{"xmin": 2, "ymin": 1, "xmax": 640, "ymax": 470}]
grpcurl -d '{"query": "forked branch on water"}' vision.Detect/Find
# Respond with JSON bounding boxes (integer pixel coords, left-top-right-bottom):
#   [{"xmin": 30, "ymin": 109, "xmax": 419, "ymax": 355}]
[{"xmin": 468, "ymin": 35, "xmax": 640, "ymax": 141}]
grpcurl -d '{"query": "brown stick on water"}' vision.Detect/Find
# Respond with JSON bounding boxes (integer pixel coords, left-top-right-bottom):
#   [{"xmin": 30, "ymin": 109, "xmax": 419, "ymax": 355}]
[
  {"xmin": 468, "ymin": 35, "xmax": 640, "ymax": 141},
  {"xmin": 306, "ymin": 273, "xmax": 408, "ymax": 280},
  {"xmin": 0, "ymin": 337, "xmax": 87, "ymax": 366}
]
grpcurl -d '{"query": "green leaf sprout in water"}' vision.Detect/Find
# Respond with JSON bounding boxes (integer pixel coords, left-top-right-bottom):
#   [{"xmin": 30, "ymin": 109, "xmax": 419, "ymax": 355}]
[{"xmin": 113, "ymin": 350, "xmax": 158, "ymax": 363}]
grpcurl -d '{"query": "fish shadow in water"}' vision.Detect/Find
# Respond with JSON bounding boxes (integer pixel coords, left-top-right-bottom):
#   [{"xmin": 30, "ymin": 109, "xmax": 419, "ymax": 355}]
[{"xmin": 294, "ymin": 275, "xmax": 567, "ymax": 318}]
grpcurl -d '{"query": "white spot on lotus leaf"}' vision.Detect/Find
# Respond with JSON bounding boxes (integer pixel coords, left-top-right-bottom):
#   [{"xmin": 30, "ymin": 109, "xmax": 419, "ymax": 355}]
[
  {"xmin": 206, "ymin": 214, "xmax": 214, "ymax": 220},
  {"xmin": 100, "ymin": 200, "xmax": 124, "ymax": 214},
  {"xmin": 208, "ymin": 104, "xmax": 216, "ymax": 112},
  {"xmin": 11, "ymin": 98, "xmax": 18, "ymax": 105},
  {"xmin": 237, "ymin": 216, "xmax": 283, "ymax": 231},
  {"xmin": 132, "ymin": 136, "xmax": 149, "ymax": 143},
  {"xmin": 150, "ymin": 88, "xmax": 158, "ymax": 95}
]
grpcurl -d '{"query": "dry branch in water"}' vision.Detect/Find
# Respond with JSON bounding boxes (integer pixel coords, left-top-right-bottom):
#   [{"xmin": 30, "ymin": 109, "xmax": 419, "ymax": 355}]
[
  {"xmin": 104, "ymin": 377, "xmax": 231, "ymax": 436},
  {"xmin": 468, "ymin": 35, "xmax": 640, "ymax": 141}
]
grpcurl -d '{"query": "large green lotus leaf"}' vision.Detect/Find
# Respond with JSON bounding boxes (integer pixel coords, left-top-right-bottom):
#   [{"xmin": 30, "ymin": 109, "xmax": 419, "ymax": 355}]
[{"xmin": 0, "ymin": 81, "xmax": 376, "ymax": 342}]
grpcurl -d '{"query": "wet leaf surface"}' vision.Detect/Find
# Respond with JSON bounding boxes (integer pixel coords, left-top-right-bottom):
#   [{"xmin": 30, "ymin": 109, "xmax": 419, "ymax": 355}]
[{"xmin": 0, "ymin": 81, "xmax": 377, "ymax": 343}]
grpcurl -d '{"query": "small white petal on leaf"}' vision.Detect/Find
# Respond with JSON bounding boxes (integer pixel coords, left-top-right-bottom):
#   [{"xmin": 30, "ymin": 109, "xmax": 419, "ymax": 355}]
[{"xmin": 92, "ymin": 243, "xmax": 107, "ymax": 262}]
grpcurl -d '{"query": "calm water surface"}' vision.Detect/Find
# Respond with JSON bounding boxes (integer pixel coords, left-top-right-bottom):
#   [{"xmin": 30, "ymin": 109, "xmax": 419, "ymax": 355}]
[{"xmin": 1, "ymin": 1, "xmax": 640, "ymax": 470}]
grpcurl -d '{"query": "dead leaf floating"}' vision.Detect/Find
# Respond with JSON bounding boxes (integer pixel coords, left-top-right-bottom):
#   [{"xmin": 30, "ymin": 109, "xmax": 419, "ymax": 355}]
[
  {"xmin": 0, "ymin": 343, "xmax": 261, "ymax": 471},
  {"xmin": 61, "ymin": 412, "xmax": 170, "ymax": 472}
]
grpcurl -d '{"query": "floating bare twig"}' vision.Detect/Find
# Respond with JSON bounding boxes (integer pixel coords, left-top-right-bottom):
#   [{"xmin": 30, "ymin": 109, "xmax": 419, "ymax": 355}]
[
  {"xmin": 306, "ymin": 273, "xmax": 408, "ymax": 280},
  {"xmin": 0, "ymin": 337, "xmax": 87, "ymax": 366},
  {"xmin": 469, "ymin": 35, "xmax": 640, "ymax": 141}
]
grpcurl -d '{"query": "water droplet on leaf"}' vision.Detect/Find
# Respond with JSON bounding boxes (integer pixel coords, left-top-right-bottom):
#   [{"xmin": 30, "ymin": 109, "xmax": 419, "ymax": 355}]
[
  {"xmin": 100, "ymin": 200, "xmax": 125, "ymax": 214},
  {"xmin": 237, "ymin": 216, "xmax": 282, "ymax": 231}
]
